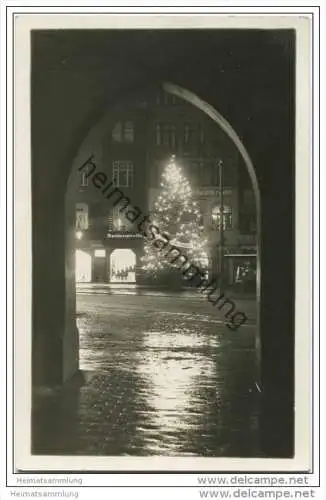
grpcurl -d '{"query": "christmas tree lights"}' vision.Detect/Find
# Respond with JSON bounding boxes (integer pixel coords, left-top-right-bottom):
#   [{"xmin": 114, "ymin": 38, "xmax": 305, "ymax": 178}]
[{"xmin": 141, "ymin": 156, "xmax": 208, "ymax": 279}]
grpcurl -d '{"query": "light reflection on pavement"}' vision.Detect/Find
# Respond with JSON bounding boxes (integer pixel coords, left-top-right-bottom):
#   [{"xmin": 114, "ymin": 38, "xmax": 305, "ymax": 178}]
[{"xmin": 32, "ymin": 292, "xmax": 259, "ymax": 457}]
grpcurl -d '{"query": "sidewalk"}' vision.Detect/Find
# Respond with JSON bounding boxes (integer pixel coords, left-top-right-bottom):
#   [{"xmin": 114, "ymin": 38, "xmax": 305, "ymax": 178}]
[{"xmin": 76, "ymin": 282, "xmax": 256, "ymax": 300}]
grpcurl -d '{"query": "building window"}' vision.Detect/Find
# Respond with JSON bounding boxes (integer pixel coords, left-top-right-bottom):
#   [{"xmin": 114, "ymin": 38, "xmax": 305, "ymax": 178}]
[
  {"xmin": 124, "ymin": 121, "xmax": 134, "ymax": 142},
  {"xmin": 150, "ymin": 162, "xmax": 161, "ymax": 187},
  {"xmin": 164, "ymin": 124, "xmax": 176, "ymax": 147},
  {"xmin": 80, "ymin": 172, "xmax": 88, "ymax": 187},
  {"xmin": 199, "ymin": 125, "xmax": 205, "ymax": 144},
  {"xmin": 199, "ymin": 161, "xmax": 211, "ymax": 186},
  {"xmin": 240, "ymin": 213, "xmax": 256, "ymax": 234},
  {"xmin": 211, "ymin": 205, "xmax": 232, "ymax": 230},
  {"xmin": 112, "ymin": 206, "xmax": 133, "ymax": 232},
  {"xmin": 211, "ymin": 161, "xmax": 221, "ymax": 186},
  {"xmin": 112, "ymin": 121, "xmax": 134, "ymax": 143},
  {"xmin": 112, "ymin": 161, "xmax": 134, "ymax": 187},
  {"xmin": 112, "ymin": 122, "xmax": 122, "ymax": 142},
  {"xmin": 80, "ymin": 165, "xmax": 90, "ymax": 187},
  {"xmin": 156, "ymin": 91, "xmax": 177, "ymax": 105},
  {"xmin": 76, "ymin": 203, "xmax": 88, "ymax": 230},
  {"xmin": 137, "ymin": 97, "xmax": 148, "ymax": 108},
  {"xmin": 197, "ymin": 161, "xmax": 220, "ymax": 186},
  {"xmin": 189, "ymin": 161, "xmax": 199, "ymax": 184},
  {"xmin": 188, "ymin": 160, "xmax": 219, "ymax": 186},
  {"xmin": 155, "ymin": 124, "xmax": 161, "ymax": 145},
  {"xmin": 183, "ymin": 123, "xmax": 197, "ymax": 147},
  {"xmin": 184, "ymin": 124, "xmax": 190, "ymax": 145},
  {"xmin": 243, "ymin": 189, "xmax": 255, "ymax": 208},
  {"xmin": 155, "ymin": 123, "xmax": 176, "ymax": 147}
]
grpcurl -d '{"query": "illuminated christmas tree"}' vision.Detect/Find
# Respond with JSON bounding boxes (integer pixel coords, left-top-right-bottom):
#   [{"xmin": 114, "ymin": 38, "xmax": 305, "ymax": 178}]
[{"xmin": 141, "ymin": 156, "xmax": 208, "ymax": 279}]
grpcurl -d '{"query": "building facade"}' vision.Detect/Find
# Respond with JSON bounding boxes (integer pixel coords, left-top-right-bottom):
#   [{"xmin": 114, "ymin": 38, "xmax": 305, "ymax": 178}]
[{"xmin": 71, "ymin": 89, "xmax": 257, "ymax": 286}]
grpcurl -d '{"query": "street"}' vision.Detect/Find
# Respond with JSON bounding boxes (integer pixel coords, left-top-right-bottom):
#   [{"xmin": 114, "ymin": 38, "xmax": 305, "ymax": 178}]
[{"xmin": 33, "ymin": 291, "xmax": 259, "ymax": 457}]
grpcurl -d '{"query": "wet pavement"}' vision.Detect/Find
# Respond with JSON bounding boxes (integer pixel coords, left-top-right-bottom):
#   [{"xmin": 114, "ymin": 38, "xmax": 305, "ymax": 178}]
[{"xmin": 32, "ymin": 291, "xmax": 259, "ymax": 457}]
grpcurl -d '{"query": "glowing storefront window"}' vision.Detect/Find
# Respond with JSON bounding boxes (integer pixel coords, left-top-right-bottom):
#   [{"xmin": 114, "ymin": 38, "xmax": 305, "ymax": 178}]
[
  {"xmin": 211, "ymin": 205, "xmax": 232, "ymax": 230},
  {"xmin": 75, "ymin": 250, "xmax": 92, "ymax": 283},
  {"xmin": 110, "ymin": 248, "xmax": 136, "ymax": 283}
]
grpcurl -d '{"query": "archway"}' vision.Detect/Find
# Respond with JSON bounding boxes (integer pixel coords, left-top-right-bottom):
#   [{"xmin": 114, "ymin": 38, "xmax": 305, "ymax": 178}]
[
  {"xmin": 110, "ymin": 249, "xmax": 136, "ymax": 283},
  {"xmin": 30, "ymin": 30, "xmax": 295, "ymax": 460}
]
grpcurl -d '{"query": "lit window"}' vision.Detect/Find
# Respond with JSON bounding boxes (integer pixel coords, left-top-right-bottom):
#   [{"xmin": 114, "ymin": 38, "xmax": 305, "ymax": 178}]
[
  {"xmin": 112, "ymin": 206, "xmax": 133, "ymax": 232},
  {"xmin": 112, "ymin": 161, "xmax": 133, "ymax": 187},
  {"xmin": 94, "ymin": 249, "xmax": 106, "ymax": 258},
  {"xmin": 76, "ymin": 203, "xmax": 88, "ymax": 230},
  {"xmin": 211, "ymin": 205, "xmax": 232, "ymax": 230}
]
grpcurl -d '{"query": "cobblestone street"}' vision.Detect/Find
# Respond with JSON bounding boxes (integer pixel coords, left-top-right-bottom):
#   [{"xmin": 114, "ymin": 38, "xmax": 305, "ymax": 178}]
[{"xmin": 33, "ymin": 291, "xmax": 259, "ymax": 457}]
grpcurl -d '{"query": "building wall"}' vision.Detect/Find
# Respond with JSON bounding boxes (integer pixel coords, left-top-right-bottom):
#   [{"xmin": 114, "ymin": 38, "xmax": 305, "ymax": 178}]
[{"xmin": 71, "ymin": 89, "xmax": 256, "ymax": 285}]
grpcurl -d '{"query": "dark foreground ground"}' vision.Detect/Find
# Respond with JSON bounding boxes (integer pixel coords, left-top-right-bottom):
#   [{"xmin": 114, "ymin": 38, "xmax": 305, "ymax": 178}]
[{"xmin": 32, "ymin": 290, "xmax": 259, "ymax": 457}]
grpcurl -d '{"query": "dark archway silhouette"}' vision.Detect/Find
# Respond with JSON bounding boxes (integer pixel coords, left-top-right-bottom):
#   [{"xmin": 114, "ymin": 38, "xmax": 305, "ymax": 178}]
[{"xmin": 32, "ymin": 30, "xmax": 294, "ymax": 459}]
